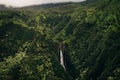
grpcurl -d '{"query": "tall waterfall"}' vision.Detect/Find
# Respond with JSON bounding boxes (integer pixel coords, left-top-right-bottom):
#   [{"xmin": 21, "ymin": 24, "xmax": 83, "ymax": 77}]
[{"xmin": 60, "ymin": 44, "xmax": 65, "ymax": 69}]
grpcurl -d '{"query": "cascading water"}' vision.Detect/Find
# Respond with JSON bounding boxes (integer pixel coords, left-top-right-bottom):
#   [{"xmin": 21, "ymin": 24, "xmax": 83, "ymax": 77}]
[{"xmin": 60, "ymin": 44, "xmax": 65, "ymax": 69}]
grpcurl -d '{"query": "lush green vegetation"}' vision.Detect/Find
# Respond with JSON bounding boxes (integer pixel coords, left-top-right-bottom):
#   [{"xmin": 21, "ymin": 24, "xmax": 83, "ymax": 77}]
[{"xmin": 0, "ymin": 0, "xmax": 120, "ymax": 80}]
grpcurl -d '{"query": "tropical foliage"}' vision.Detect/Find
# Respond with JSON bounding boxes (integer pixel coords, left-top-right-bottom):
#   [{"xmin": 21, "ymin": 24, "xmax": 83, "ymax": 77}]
[{"xmin": 0, "ymin": 0, "xmax": 120, "ymax": 80}]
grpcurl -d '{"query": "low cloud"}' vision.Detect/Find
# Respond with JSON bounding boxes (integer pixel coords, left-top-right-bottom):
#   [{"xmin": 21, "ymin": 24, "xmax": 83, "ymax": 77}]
[{"xmin": 0, "ymin": 0, "xmax": 85, "ymax": 7}]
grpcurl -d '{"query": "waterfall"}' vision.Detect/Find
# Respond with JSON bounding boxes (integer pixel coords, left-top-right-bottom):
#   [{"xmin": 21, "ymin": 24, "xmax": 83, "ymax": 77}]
[{"xmin": 60, "ymin": 44, "xmax": 65, "ymax": 69}]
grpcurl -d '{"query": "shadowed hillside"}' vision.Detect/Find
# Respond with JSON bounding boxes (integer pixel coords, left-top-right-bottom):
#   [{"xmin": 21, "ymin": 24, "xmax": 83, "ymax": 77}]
[{"xmin": 0, "ymin": 0, "xmax": 120, "ymax": 80}]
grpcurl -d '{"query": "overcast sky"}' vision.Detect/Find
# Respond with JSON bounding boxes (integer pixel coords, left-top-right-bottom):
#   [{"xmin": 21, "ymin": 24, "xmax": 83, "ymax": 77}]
[{"xmin": 0, "ymin": 0, "xmax": 85, "ymax": 7}]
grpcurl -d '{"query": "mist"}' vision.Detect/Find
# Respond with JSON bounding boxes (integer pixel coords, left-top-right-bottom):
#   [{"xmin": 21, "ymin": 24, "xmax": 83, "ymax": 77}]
[{"xmin": 0, "ymin": 0, "xmax": 85, "ymax": 7}]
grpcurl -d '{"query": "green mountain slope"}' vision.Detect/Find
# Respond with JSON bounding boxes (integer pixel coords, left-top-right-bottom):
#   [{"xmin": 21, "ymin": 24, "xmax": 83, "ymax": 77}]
[{"xmin": 0, "ymin": 0, "xmax": 120, "ymax": 80}]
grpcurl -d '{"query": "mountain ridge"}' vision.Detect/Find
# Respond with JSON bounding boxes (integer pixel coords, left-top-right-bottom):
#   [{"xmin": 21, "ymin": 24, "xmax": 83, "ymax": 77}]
[{"xmin": 0, "ymin": 0, "xmax": 120, "ymax": 80}]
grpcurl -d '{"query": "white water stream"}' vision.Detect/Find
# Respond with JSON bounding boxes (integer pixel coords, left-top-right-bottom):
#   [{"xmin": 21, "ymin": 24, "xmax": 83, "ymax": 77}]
[{"xmin": 60, "ymin": 44, "xmax": 65, "ymax": 69}]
